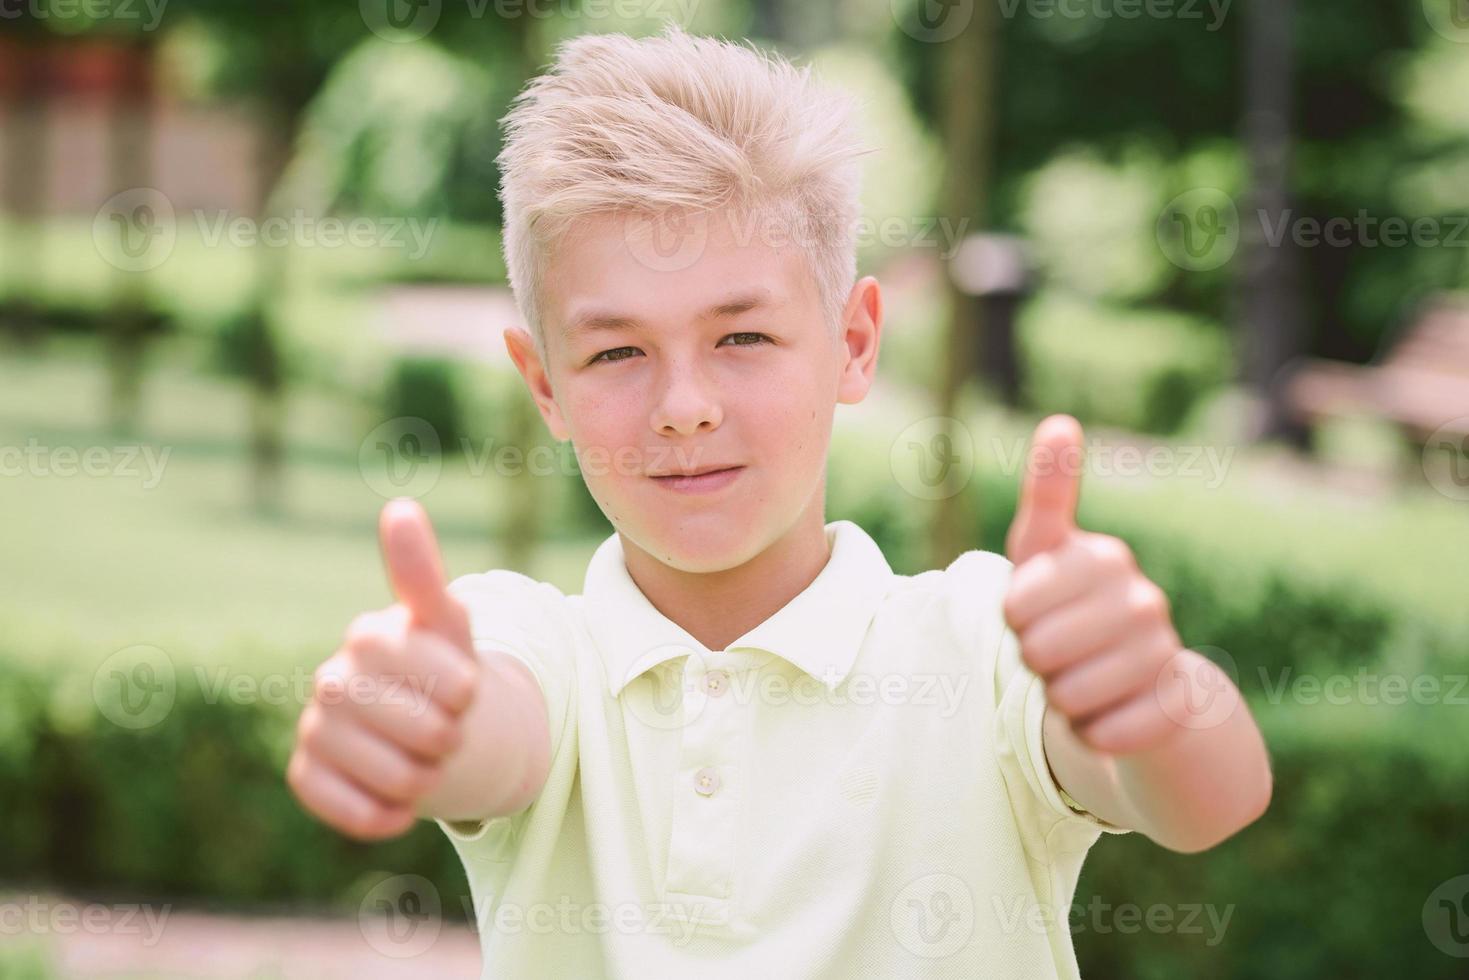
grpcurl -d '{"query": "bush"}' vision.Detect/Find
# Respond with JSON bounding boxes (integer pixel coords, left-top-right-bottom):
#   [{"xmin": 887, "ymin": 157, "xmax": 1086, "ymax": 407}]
[
  {"xmin": 381, "ymin": 356, "xmax": 465, "ymax": 457},
  {"xmin": 1075, "ymin": 708, "xmax": 1469, "ymax": 979},
  {"xmin": 1, "ymin": 652, "xmax": 1463, "ymax": 977},
  {"xmin": 0, "ymin": 661, "xmax": 466, "ymax": 913},
  {"xmin": 1017, "ymin": 293, "xmax": 1231, "ymax": 434}
]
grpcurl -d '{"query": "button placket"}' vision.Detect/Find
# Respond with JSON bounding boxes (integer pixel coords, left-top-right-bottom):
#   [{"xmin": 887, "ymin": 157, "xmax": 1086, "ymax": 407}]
[{"xmin": 664, "ymin": 654, "xmax": 744, "ymax": 902}]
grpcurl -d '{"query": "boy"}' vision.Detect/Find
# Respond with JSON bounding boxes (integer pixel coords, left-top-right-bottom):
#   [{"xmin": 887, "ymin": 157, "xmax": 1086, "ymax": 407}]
[{"xmin": 286, "ymin": 23, "xmax": 1272, "ymax": 978}]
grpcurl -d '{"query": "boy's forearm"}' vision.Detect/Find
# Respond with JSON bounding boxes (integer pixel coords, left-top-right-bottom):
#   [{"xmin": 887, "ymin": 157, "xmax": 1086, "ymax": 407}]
[
  {"xmin": 1113, "ymin": 661, "xmax": 1272, "ymax": 852},
  {"xmin": 1046, "ymin": 648, "xmax": 1272, "ymax": 852},
  {"xmin": 418, "ymin": 650, "xmax": 551, "ymax": 824}
]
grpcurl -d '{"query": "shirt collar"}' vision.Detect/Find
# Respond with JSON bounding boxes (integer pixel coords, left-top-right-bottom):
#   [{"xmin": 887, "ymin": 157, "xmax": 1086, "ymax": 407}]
[{"xmin": 582, "ymin": 519, "xmax": 894, "ymax": 699}]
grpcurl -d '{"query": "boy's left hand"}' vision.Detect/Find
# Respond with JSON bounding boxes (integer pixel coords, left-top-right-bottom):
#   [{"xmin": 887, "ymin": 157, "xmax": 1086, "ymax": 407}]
[{"xmin": 1001, "ymin": 414, "xmax": 1188, "ymax": 756}]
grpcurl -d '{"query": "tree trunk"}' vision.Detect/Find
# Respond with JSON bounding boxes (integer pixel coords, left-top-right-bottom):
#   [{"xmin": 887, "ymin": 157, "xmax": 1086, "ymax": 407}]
[
  {"xmin": 930, "ymin": 4, "xmax": 999, "ymax": 568},
  {"xmin": 105, "ymin": 39, "xmax": 155, "ymax": 439},
  {"xmin": 1, "ymin": 39, "xmax": 47, "ymax": 344},
  {"xmin": 1238, "ymin": 0, "xmax": 1308, "ymax": 446}
]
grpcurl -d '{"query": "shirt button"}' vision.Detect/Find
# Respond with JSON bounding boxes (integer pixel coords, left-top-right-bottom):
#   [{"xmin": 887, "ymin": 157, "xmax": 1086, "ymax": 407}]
[
  {"xmin": 694, "ymin": 766, "xmax": 721, "ymax": 796},
  {"xmin": 703, "ymin": 670, "xmax": 729, "ymax": 697}
]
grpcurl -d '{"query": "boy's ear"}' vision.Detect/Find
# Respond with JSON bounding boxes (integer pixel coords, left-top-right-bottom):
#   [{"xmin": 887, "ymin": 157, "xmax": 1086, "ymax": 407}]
[
  {"xmin": 504, "ymin": 326, "xmax": 572, "ymax": 441},
  {"xmin": 836, "ymin": 275, "xmax": 882, "ymax": 406}
]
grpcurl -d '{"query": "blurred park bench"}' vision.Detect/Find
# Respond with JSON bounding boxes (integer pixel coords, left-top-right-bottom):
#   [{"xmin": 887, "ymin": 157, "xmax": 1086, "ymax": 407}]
[{"xmin": 1283, "ymin": 292, "xmax": 1469, "ymax": 441}]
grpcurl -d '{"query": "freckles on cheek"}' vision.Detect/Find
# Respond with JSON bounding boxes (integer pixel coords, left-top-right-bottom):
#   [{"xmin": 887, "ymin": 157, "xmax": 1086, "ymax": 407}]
[{"xmin": 569, "ymin": 387, "xmax": 641, "ymax": 451}]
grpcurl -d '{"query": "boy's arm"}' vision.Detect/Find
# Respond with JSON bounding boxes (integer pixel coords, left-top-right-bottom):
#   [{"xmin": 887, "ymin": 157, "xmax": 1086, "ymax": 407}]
[
  {"xmin": 417, "ymin": 649, "xmax": 552, "ymax": 824},
  {"xmin": 1002, "ymin": 415, "xmax": 1273, "ymax": 852},
  {"xmin": 1040, "ymin": 658, "xmax": 1272, "ymax": 852}
]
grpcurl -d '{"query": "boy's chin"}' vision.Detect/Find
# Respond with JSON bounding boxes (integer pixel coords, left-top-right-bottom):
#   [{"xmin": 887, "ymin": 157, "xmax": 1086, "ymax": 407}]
[{"xmin": 624, "ymin": 516, "xmax": 766, "ymax": 574}]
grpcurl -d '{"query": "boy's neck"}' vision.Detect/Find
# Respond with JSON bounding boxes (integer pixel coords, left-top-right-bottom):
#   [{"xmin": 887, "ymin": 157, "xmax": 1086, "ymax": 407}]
[{"xmin": 618, "ymin": 498, "xmax": 832, "ymax": 654}]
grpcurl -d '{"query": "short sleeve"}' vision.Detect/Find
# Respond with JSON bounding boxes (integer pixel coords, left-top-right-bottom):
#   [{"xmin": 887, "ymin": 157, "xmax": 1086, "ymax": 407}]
[
  {"xmin": 994, "ymin": 619, "xmax": 1133, "ymax": 842},
  {"xmin": 943, "ymin": 550, "xmax": 1132, "ymax": 857},
  {"xmin": 435, "ymin": 568, "xmax": 575, "ymax": 844}
]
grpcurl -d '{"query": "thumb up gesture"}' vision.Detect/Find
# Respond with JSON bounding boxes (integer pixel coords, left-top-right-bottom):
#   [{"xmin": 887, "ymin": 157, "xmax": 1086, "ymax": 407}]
[
  {"xmin": 286, "ymin": 499, "xmax": 480, "ymax": 840},
  {"xmin": 1001, "ymin": 415, "xmax": 1185, "ymax": 756}
]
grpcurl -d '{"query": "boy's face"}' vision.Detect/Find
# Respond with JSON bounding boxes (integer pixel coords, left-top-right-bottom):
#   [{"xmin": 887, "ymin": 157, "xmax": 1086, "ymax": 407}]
[{"xmin": 505, "ymin": 207, "xmax": 881, "ymax": 573}]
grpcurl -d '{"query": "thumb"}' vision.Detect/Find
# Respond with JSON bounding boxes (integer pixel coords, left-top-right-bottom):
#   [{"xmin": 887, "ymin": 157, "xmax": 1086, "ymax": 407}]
[
  {"xmin": 379, "ymin": 498, "xmax": 473, "ymax": 654},
  {"xmin": 1005, "ymin": 414, "xmax": 1084, "ymax": 566}
]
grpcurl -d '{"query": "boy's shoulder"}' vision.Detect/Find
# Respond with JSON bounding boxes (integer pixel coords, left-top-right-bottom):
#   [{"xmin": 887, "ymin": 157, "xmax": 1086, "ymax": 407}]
[{"xmin": 888, "ymin": 546, "xmax": 1017, "ymax": 664}]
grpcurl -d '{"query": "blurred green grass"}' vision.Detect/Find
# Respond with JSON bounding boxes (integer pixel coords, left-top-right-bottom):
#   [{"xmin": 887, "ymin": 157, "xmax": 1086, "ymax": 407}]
[{"xmin": 0, "ymin": 345, "xmax": 596, "ymax": 676}]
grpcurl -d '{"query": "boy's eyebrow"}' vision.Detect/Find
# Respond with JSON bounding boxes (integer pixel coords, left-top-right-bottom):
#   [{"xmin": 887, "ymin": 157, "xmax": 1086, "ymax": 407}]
[{"xmin": 565, "ymin": 288, "xmax": 776, "ymax": 336}]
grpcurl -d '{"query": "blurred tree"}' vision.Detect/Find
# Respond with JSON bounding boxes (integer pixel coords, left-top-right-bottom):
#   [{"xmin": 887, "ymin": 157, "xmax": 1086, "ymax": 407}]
[
  {"xmin": 103, "ymin": 35, "xmax": 159, "ymax": 439},
  {"xmin": 1237, "ymin": 0, "xmax": 1308, "ymax": 445},
  {"xmin": 891, "ymin": 0, "xmax": 1462, "ymax": 439},
  {"xmin": 928, "ymin": 0, "xmax": 1000, "ymax": 567},
  {"xmin": 0, "ymin": 19, "xmax": 49, "ymax": 346}
]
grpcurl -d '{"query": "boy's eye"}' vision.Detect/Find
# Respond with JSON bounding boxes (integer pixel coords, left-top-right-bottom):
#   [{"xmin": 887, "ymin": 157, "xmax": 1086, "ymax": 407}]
[
  {"xmin": 587, "ymin": 333, "xmax": 771, "ymax": 365},
  {"xmin": 589, "ymin": 346, "xmax": 639, "ymax": 364},
  {"xmin": 719, "ymin": 332, "xmax": 771, "ymax": 347}
]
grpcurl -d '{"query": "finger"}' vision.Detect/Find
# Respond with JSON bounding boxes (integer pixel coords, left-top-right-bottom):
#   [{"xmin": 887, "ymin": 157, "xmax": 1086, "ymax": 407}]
[
  {"xmin": 298, "ymin": 708, "xmax": 443, "ymax": 805},
  {"xmin": 337, "ymin": 681, "xmax": 464, "ymax": 761},
  {"xmin": 379, "ymin": 498, "xmax": 473, "ymax": 653},
  {"xmin": 1006, "ymin": 414, "xmax": 1085, "ymax": 566},
  {"xmin": 286, "ymin": 748, "xmax": 417, "ymax": 841},
  {"xmin": 1010, "ymin": 577, "xmax": 1133, "ymax": 676},
  {"xmin": 312, "ymin": 654, "xmax": 463, "ymax": 759},
  {"xmin": 348, "ymin": 628, "xmax": 478, "ymax": 716},
  {"xmin": 1003, "ymin": 532, "xmax": 1134, "ymax": 633},
  {"xmin": 1043, "ymin": 628, "xmax": 1178, "ymax": 724},
  {"xmin": 1075, "ymin": 684, "xmax": 1183, "ymax": 756}
]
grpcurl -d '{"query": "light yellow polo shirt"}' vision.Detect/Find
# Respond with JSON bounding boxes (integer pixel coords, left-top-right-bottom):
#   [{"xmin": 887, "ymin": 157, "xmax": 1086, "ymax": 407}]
[{"xmin": 439, "ymin": 518, "xmax": 1130, "ymax": 979}]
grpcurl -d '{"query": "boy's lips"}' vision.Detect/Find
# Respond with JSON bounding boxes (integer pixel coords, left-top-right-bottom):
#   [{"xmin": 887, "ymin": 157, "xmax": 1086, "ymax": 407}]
[{"xmin": 648, "ymin": 465, "xmax": 744, "ymax": 493}]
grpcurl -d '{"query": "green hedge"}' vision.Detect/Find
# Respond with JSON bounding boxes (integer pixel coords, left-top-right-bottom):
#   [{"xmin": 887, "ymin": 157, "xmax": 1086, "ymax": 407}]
[
  {"xmin": 0, "ymin": 662, "xmax": 465, "ymax": 912},
  {"xmin": 1075, "ymin": 707, "xmax": 1469, "ymax": 979},
  {"xmin": 2, "ymin": 656, "xmax": 1466, "ymax": 976},
  {"xmin": 1017, "ymin": 294, "xmax": 1231, "ymax": 435}
]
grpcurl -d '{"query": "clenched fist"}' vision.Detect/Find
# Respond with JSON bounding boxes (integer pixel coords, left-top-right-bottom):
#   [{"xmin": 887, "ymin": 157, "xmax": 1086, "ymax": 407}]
[
  {"xmin": 287, "ymin": 499, "xmax": 480, "ymax": 841},
  {"xmin": 1002, "ymin": 415, "xmax": 1191, "ymax": 757}
]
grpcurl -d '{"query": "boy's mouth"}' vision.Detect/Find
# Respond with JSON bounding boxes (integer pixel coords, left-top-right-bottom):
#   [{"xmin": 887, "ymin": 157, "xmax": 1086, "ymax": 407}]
[{"xmin": 649, "ymin": 465, "xmax": 745, "ymax": 493}]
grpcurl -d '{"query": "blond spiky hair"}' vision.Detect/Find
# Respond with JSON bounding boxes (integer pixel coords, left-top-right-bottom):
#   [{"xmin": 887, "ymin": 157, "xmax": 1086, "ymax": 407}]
[{"xmin": 496, "ymin": 22, "xmax": 876, "ymax": 362}]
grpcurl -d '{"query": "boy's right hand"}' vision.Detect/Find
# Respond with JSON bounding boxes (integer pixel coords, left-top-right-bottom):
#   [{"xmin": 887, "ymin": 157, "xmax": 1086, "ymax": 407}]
[{"xmin": 286, "ymin": 499, "xmax": 480, "ymax": 841}]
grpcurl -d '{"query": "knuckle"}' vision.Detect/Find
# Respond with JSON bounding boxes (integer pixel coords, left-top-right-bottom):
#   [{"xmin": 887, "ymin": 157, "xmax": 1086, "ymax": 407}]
[
  {"xmin": 297, "ymin": 707, "xmax": 327, "ymax": 752},
  {"xmin": 439, "ymin": 663, "xmax": 478, "ymax": 711},
  {"xmin": 383, "ymin": 760, "xmax": 436, "ymax": 801},
  {"xmin": 1001, "ymin": 591, "xmax": 1026, "ymax": 629},
  {"xmin": 1129, "ymin": 581, "xmax": 1168, "ymax": 622},
  {"xmin": 1093, "ymin": 535, "xmax": 1132, "ymax": 572},
  {"xmin": 313, "ymin": 657, "xmax": 350, "ymax": 700},
  {"xmin": 419, "ymin": 710, "xmax": 460, "ymax": 757},
  {"xmin": 1047, "ymin": 679, "xmax": 1080, "ymax": 716},
  {"xmin": 285, "ymin": 751, "xmax": 307, "ymax": 795},
  {"xmin": 342, "ymin": 611, "xmax": 379, "ymax": 647},
  {"xmin": 1021, "ymin": 640, "xmax": 1053, "ymax": 677}
]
